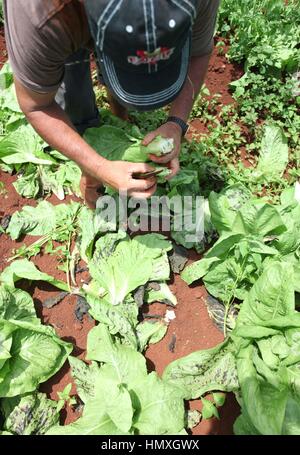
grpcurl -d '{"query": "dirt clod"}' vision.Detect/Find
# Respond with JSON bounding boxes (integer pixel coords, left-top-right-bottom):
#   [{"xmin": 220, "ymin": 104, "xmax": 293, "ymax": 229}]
[
  {"xmin": 133, "ymin": 285, "xmax": 145, "ymax": 307},
  {"xmin": 43, "ymin": 291, "xmax": 69, "ymax": 309},
  {"xmin": 0, "ymin": 214, "xmax": 11, "ymax": 231},
  {"xmin": 74, "ymin": 295, "xmax": 91, "ymax": 322},
  {"xmin": 169, "ymin": 244, "xmax": 189, "ymax": 274},
  {"xmin": 168, "ymin": 334, "xmax": 177, "ymax": 353}
]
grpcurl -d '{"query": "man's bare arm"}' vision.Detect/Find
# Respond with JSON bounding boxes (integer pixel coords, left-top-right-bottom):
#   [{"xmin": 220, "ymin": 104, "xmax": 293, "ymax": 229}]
[
  {"xmin": 143, "ymin": 53, "xmax": 211, "ymax": 176},
  {"xmin": 14, "ymin": 78, "xmax": 158, "ymax": 198},
  {"xmin": 169, "ymin": 53, "xmax": 211, "ymax": 122},
  {"xmin": 14, "ymin": 78, "xmax": 109, "ymax": 181}
]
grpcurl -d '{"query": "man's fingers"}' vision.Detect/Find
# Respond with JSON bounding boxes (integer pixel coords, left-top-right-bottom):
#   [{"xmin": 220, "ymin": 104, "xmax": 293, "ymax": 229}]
[
  {"xmin": 130, "ymin": 176, "xmax": 157, "ymax": 191},
  {"xmin": 129, "ymin": 184, "xmax": 157, "ymax": 199},
  {"xmin": 148, "ymin": 153, "xmax": 174, "ymax": 164},
  {"xmin": 166, "ymin": 158, "xmax": 180, "ymax": 179},
  {"xmin": 142, "ymin": 131, "xmax": 158, "ymax": 146},
  {"xmin": 131, "ymin": 162, "xmax": 155, "ymax": 174}
]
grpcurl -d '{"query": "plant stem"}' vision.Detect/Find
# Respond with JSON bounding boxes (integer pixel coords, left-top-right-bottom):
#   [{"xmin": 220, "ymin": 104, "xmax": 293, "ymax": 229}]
[
  {"xmin": 65, "ymin": 205, "xmax": 81, "ymax": 292},
  {"xmin": 223, "ymin": 253, "xmax": 249, "ymax": 337}
]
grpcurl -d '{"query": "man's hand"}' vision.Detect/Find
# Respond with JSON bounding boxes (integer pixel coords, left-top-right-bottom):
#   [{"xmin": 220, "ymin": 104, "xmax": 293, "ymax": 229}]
[
  {"xmin": 142, "ymin": 121, "xmax": 182, "ymax": 179},
  {"xmin": 13, "ymin": 79, "xmax": 157, "ymax": 200},
  {"xmin": 141, "ymin": 54, "xmax": 212, "ymax": 181},
  {"xmin": 99, "ymin": 160, "xmax": 158, "ymax": 198}
]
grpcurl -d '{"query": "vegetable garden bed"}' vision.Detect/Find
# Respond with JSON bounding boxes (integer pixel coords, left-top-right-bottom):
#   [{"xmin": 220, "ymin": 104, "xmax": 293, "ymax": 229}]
[{"xmin": 0, "ymin": 0, "xmax": 299, "ymax": 436}]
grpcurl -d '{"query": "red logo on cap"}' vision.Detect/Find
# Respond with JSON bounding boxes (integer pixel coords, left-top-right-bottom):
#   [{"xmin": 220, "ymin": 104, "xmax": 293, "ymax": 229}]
[{"xmin": 128, "ymin": 47, "xmax": 174, "ymax": 65}]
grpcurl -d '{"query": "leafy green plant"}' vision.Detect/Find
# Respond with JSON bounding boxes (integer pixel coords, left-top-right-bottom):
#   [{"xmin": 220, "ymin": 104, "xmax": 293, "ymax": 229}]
[
  {"xmin": 47, "ymin": 325, "xmax": 186, "ymax": 435},
  {"xmin": 182, "ymin": 182, "xmax": 300, "ymax": 334},
  {"xmin": 0, "ymin": 64, "xmax": 82, "ymax": 199},
  {"xmin": 0, "ymin": 0, "xmax": 299, "ymax": 436},
  {"xmin": 165, "ymin": 261, "xmax": 300, "ymax": 435},
  {"xmin": 84, "ymin": 124, "xmax": 170, "ymax": 172},
  {"xmin": 213, "ymin": 0, "xmax": 300, "ymax": 202},
  {"xmin": 1, "ymin": 393, "xmax": 60, "ymax": 435},
  {"xmin": 128, "ymin": 108, "xmax": 168, "ymax": 135},
  {"xmin": 0, "ymin": 258, "xmax": 69, "ymax": 291},
  {"xmin": 83, "ymin": 232, "xmax": 172, "ymax": 351},
  {"xmin": 230, "ymin": 72, "xmax": 300, "ymax": 154},
  {"xmin": 6, "ymin": 201, "xmax": 82, "ymax": 288},
  {"xmin": 218, "ymin": 0, "xmax": 300, "ymax": 75},
  {"xmin": 0, "ymin": 284, "xmax": 72, "ymax": 397},
  {"xmin": 57, "ymin": 384, "xmax": 77, "ymax": 411},
  {"xmin": 190, "ymin": 85, "xmax": 222, "ymax": 122}
]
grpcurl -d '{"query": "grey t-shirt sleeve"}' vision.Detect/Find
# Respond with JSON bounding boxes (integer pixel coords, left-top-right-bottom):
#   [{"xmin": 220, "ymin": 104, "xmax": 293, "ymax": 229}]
[
  {"xmin": 3, "ymin": 0, "xmax": 72, "ymax": 93},
  {"xmin": 191, "ymin": 0, "xmax": 220, "ymax": 56}
]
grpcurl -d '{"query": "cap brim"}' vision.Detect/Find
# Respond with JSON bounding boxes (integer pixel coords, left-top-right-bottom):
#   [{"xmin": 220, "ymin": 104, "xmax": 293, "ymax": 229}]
[{"xmin": 98, "ymin": 36, "xmax": 190, "ymax": 111}]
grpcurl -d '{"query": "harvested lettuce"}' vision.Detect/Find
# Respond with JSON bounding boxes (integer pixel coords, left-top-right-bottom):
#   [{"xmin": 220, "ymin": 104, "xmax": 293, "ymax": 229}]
[
  {"xmin": 84, "ymin": 125, "xmax": 174, "ymax": 161},
  {"xmin": 144, "ymin": 136, "xmax": 174, "ymax": 156}
]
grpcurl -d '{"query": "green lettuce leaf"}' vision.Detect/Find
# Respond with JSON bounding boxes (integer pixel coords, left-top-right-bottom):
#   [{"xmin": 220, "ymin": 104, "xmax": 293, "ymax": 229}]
[
  {"xmin": 236, "ymin": 344, "xmax": 288, "ymax": 435},
  {"xmin": 40, "ymin": 160, "xmax": 81, "ymax": 199},
  {"xmin": 237, "ymin": 261, "xmax": 295, "ymax": 325},
  {"xmin": 234, "ymin": 412, "xmax": 261, "ymax": 435},
  {"xmin": 13, "ymin": 164, "xmax": 40, "ymax": 199},
  {"xmin": 181, "ymin": 257, "xmax": 220, "ymax": 285},
  {"xmin": 7, "ymin": 201, "xmax": 57, "ymax": 240},
  {"xmin": 130, "ymin": 372, "xmax": 185, "ymax": 435},
  {"xmin": 145, "ymin": 136, "xmax": 174, "ymax": 156},
  {"xmin": 136, "ymin": 320, "xmax": 168, "ymax": 352},
  {"xmin": 84, "ymin": 125, "xmax": 146, "ymax": 162},
  {"xmin": 84, "ymin": 125, "xmax": 172, "ymax": 185},
  {"xmin": 86, "ymin": 324, "xmax": 147, "ymax": 383},
  {"xmin": 253, "ymin": 125, "xmax": 289, "ymax": 182},
  {"xmin": 7, "ymin": 200, "xmax": 81, "ymax": 241},
  {"xmin": 46, "ymin": 390, "xmax": 131, "ymax": 435},
  {"xmin": 232, "ymin": 200, "xmax": 286, "ymax": 237},
  {"xmin": 1, "ymin": 392, "xmax": 60, "ymax": 435},
  {"xmin": 0, "ymin": 319, "xmax": 72, "ymax": 397},
  {"xmin": 282, "ymin": 396, "xmax": 300, "ymax": 435},
  {"xmin": 145, "ymin": 283, "xmax": 177, "ymax": 306},
  {"xmin": 57, "ymin": 325, "xmax": 185, "ymax": 435},
  {"xmin": 0, "ymin": 62, "xmax": 22, "ymax": 114},
  {"xmin": 86, "ymin": 295, "xmax": 138, "ymax": 349},
  {"xmin": 209, "ymin": 184, "xmax": 252, "ymax": 234},
  {"xmin": 0, "ymin": 259, "xmax": 68, "ymax": 291},
  {"xmin": 0, "ymin": 285, "xmax": 37, "ymax": 323},
  {"xmin": 163, "ymin": 340, "xmax": 239, "ymax": 400},
  {"xmin": 68, "ymin": 356, "xmax": 102, "ymax": 404},
  {"xmin": 88, "ymin": 234, "xmax": 172, "ymax": 306},
  {"xmin": 0, "ymin": 125, "xmax": 53, "ymax": 165}
]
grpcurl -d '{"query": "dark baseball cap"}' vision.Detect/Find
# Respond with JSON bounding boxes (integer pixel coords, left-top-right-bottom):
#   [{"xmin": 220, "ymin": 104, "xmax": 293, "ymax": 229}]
[{"xmin": 84, "ymin": 0, "xmax": 198, "ymax": 111}]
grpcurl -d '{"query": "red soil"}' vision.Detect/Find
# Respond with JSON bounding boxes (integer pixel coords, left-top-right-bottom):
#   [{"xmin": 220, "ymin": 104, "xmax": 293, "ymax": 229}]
[
  {"xmin": 187, "ymin": 40, "xmax": 244, "ymax": 139},
  {"xmin": 0, "ymin": 27, "xmax": 7, "ymax": 68},
  {"xmin": 206, "ymin": 41, "xmax": 243, "ymax": 106},
  {"xmin": 0, "ymin": 33, "xmax": 241, "ymax": 434}
]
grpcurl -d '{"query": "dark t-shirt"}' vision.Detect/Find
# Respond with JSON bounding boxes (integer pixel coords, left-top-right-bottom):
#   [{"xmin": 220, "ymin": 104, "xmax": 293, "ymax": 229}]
[{"xmin": 4, "ymin": 0, "xmax": 220, "ymax": 94}]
